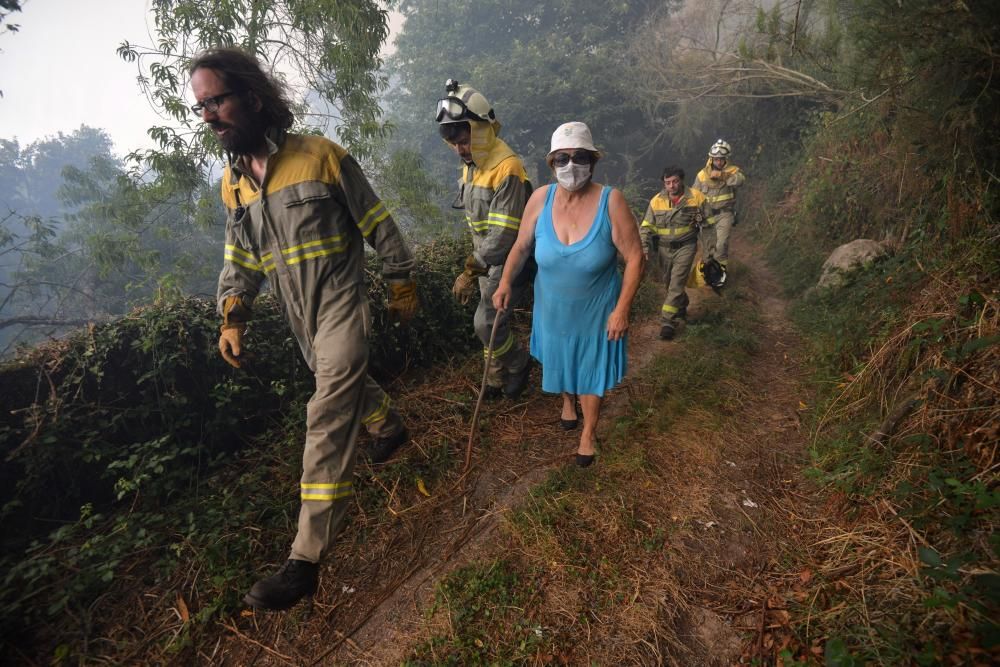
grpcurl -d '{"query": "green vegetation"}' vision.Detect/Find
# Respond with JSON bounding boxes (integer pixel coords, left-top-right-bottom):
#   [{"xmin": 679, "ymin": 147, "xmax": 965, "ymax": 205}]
[
  {"xmin": 0, "ymin": 240, "xmax": 477, "ymax": 660},
  {"xmin": 743, "ymin": 2, "xmax": 1000, "ymax": 659},
  {"xmin": 408, "ymin": 559, "xmax": 544, "ymax": 665},
  {"xmin": 1, "ymin": 0, "xmax": 998, "ymax": 662}
]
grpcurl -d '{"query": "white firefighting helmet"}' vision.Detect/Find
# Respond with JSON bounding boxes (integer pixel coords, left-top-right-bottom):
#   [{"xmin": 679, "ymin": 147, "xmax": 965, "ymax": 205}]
[
  {"xmin": 435, "ymin": 79, "xmax": 495, "ymax": 124},
  {"xmin": 701, "ymin": 256, "xmax": 727, "ymax": 291},
  {"xmin": 708, "ymin": 139, "xmax": 732, "ymax": 159}
]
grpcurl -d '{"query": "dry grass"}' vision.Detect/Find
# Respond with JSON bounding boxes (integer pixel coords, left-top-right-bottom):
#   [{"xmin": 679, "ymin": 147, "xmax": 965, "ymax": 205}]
[{"xmin": 764, "ymin": 248, "xmax": 1000, "ymax": 664}]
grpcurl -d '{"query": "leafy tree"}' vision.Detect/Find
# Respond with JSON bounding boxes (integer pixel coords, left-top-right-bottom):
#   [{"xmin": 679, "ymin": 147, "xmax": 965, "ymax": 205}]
[
  {"xmin": 626, "ymin": 0, "xmax": 843, "ymax": 159},
  {"xmin": 0, "ymin": 129, "xmax": 221, "ymax": 353},
  {"xmin": 0, "ymin": 0, "xmax": 22, "ymax": 97},
  {"xmin": 0, "ymin": 126, "xmax": 115, "ymax": 223},
  {"xmin": 384, "ymin": 0, "xmax": 673, "ymax": 205},
  {"xmin": 117, "ymin": 0, "xmax": 393, "ymax": 171}
]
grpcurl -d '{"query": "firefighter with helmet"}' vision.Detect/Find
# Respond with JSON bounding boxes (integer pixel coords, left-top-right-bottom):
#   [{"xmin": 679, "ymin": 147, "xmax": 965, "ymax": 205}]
[
  {"xmin": 693, "ymin": 139, "xmax": 746, "ymax": 274},
  {"xmin": 436, "ymin": 79, "xmax": 533, "ymax": 399}
]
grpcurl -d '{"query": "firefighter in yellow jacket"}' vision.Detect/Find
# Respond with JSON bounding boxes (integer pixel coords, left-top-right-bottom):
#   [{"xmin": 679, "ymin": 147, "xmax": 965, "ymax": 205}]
[
  {"xmin": 693, "ymin": 139, "xmax": 746, "ymax": 269},
  {"xmin": 436, "ymin": 80, "xmax": 533, "ymax": 399},
  {"xmin": 640, "ymin": 166, "xmax": 710, "ymax": 341},
  {"xmin": 190, "ymin": 48, "xmax": 419, "ymax": 611}
]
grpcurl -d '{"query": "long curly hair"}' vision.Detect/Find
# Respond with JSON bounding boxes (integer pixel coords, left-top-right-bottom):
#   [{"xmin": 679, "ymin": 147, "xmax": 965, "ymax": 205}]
[{"xmin": 189, "ymin": 47, "xmax": 294, "ymax": 130}]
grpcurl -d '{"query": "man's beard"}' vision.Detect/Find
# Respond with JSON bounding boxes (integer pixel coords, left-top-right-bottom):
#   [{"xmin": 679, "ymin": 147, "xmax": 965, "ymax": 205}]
[{"xmin": 212, "ymin": 120, "xmax": 266, "ymax": 155}]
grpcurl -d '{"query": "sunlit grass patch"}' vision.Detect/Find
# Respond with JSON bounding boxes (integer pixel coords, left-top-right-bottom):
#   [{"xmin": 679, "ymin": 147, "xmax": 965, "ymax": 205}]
[{"xmin": 406, "ymin": 559, "xmax": 548, "ymax": 665}]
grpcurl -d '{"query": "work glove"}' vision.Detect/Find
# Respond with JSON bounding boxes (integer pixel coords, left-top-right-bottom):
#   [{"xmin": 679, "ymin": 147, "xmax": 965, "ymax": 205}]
[
  {"xmin": 452, "ymin": 272, "xmax": 478, "ymax": 305},
  {"xmin": 219, "ymin": 294, "xmax": 251, "ymax": 368},
  {"xmin": 710, "ymin": 169, "xmax": 724, "ymax": 180},
  {"xmin": 219, "ymin": 324, "xmax": 245, "ymax": 368},
  {"xmin": 452, "ymin": 254, "xmax": 487, "ymax": 305},
  {"xmin": 387, "ymin": 278, "xmax": 419, "ymax": 323}
]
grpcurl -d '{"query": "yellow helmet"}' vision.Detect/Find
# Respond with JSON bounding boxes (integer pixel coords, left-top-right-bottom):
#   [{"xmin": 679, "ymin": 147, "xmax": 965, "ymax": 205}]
[
  {"xmin": 435, "ymin": 79, "xmax": 496, "ymax": 124},
  {"xmin": 708, "ymin": 139, "xmax": 732, "ymax": 158}
]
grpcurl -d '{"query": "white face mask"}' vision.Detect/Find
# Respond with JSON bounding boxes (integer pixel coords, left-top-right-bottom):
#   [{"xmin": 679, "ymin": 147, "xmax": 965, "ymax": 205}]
[{"xmin": 555, "ymin": 162, "xmax": 592, "ymax": 191}]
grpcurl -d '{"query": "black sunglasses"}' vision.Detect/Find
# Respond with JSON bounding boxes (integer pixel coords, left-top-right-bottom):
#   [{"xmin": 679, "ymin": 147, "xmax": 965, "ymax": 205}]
[
  {"xmin": 551, "ymin": 151, "xmax": 595, "ymax": 167},
  {"xmin": 191, "ymin": 90, "xmax": 243, "ymax": 115}
]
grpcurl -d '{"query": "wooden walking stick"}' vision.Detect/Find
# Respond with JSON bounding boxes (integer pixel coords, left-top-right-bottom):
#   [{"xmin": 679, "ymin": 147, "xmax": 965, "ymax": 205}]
[{"xmin": 464, "ymin": 311, "xmax": 503, "ymax": 472}]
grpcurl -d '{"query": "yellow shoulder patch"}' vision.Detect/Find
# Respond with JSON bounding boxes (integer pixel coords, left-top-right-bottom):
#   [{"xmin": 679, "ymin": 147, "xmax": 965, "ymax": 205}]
[
  {"xmin": 687, "ymin": 188, "xmax": 708, "ymax": 206},
  {"xmin": 470, "ymin": 155, "xmax": 528, "ymax": 189},
  {"xmin": 649, "ymin": 193, "xmax": 672, "ymax": 211},
  {"xmin": 265, "ymin": 134, "xmax": 345, "ymax": 194}
]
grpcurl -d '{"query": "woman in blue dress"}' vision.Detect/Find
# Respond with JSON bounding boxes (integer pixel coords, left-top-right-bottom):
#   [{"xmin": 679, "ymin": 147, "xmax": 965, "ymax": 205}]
[{"xmin": 493, "ymin": 122, "xmax": 644, "ymax": 466}]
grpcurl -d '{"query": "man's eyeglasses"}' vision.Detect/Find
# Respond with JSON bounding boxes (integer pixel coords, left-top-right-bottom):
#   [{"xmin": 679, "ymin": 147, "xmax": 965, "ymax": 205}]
[
  {"xmin": 191, "ymin": 90, "xmax": 242, "ymax": 115},
  {"xmin": 551, "ymin": 151, "xmax": 595, "ymax": 168}
]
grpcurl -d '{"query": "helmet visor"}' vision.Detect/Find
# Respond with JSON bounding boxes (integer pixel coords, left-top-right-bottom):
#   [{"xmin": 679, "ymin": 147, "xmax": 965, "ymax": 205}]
[{"xmin": 435, "ymin": 96, "xmax": 486, "ymax": 123}]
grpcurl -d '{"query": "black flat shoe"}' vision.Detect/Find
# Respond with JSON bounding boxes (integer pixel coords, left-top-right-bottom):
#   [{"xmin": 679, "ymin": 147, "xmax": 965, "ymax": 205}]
[
  {"xmin": 560, "ymin": 418, "xmax": 578, "ymax": 431},
  {"xmin": 575, "ymin": 453, "xmax": 595, "ymax": 468}
]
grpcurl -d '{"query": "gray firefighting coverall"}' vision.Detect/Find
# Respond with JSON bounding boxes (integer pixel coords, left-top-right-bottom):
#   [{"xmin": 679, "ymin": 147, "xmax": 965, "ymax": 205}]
[
  {"xmin": 639, "ymin": 187, "xmax": 710, "ymax": 328},
  {"xmin": 217, "ymin": 129, "xmax": 415, "ymax": 563},
  {"xmin": 457, "ymin": 122, "xmax": 532, "ymax": 387},
  {"xmin": 693, "ymin": 160, "xmax": 746, "ymax": 266}
]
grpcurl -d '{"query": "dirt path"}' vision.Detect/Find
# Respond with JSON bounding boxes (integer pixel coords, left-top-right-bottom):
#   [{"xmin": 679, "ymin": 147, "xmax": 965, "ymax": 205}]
[{"xmin": 218, "ymin": 238, "xmax": 818, "ymax": 666}]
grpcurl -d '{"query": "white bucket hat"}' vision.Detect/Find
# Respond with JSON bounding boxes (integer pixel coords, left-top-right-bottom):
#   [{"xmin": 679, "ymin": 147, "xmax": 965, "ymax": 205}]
[{"xmin": 548, "ymin": 121, "xmax": 601, "ymax": 157}]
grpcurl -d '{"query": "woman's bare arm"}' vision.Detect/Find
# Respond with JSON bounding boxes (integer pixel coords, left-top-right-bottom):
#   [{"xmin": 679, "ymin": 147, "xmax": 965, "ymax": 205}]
[
  {"xmin": 493, "ymin": 185, "xmax": 548, "ymax": 310},
  {"xmin": 606, "ymin": 188, "xmax": 645, "ymax": 340}
]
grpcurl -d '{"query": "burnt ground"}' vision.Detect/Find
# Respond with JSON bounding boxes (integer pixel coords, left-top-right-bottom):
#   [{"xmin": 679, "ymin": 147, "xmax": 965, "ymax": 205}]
[{"xmin": 209, "ymin": 237, "xmax": 822, "ymax": 666}]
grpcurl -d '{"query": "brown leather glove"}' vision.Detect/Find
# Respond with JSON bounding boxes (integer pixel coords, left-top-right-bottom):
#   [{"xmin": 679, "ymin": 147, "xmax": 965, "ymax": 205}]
[
  {"xmin": 219, "ymin": 325, "xmax": 245, "ymax": 368},
  {"xmin": 388, "ymin": 279, "xmax": 419, "ymax": 322},
  {"xmin": 452, "ymin": 272, "xmax": 478, "ymax": 305},
  {"xmin": 452, "ymin": 255, "xmax": 487, "ymax": 305},
  {"xmin": 710, "ymin": 169, "xmax": 724, "ymax": 180},
  {"xmin": 220, "ymin": 295, "xmax": 251, "ymax": 368},
  {"xmin": 222, "ymin": 294, "xmax": 251, "ymax": 326}
]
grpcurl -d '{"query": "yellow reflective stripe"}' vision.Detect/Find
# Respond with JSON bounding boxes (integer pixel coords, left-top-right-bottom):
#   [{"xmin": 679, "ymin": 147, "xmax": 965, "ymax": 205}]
[
  {"xmin": 489, "ymin": 211, "xmax": 520, "ymax": 224},
  {"xmin": 285, "ymin": 245, "xmax": 348, "ymax": 266},
  {"xmin": 487, "ymin": 212, "xmax": 520, "ymax": 231},
  {"xmin": 704, "ymin": 216, "xmax": 719, "ymax": 226},
  {"xmin": 281, "ymin": 235, "xmax": 348, "ymax": 267},
  {"xmin": 245, "ymin": 236, "xmax": 350, "ymax": 273},
  {"xmin": 358, "ymin": 203, "xmax": 390, "ymax": 237},
  {"xmin": 486, "ymin": 333, "xmax": 514, "ymax": 358},
  {"xmin": 662, "ymin": 304, "xmax": 679, "ymax": 313},
  {"xmin": 487, "ymin": 220, "xmax": 519, "ymax": 231},
  {"xmin": 362, "ymin": 393, "xmax": 390, "ymax": 425},
  {"xmin": 654, "ymin": 226, "xmax": 693, "ymax": 236},
  {"xmin": 301, "ymin": 481, "xmax": 353, "ymax": 501},
  {"xmin": 641, "ymin": 219, "xmax": 656, "ymax": 229},
  {"xmin": 260, "ymin": 252, "xmax": 276, "ymax": 274},
  {"xmin": 708, "ymin": 193, "xmax": 734, "ymax": 203},
  {"xmin": 225, "ymin": 244, "xmax": 257, "ymax": 262},
  {"xmin": 466, "ymin": 218, "xmax": 489, "ymax": 232},
  {"xmin": 224, "ymin": 252, "xmax": 264, "ymax": 272},
  {"xmin": 282, "ymin": 235, "xmax": 346, "ymax": 257}
]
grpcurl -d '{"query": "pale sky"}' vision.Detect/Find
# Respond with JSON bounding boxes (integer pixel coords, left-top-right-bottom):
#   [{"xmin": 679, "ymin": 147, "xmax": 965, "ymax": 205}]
[
  {"xmin": 0, "ymin": 0, "xmax": 404, "ymax": 157},
  {"xmin": 0, "ymin": 0, "xmax": 163, "ymax": 155}
]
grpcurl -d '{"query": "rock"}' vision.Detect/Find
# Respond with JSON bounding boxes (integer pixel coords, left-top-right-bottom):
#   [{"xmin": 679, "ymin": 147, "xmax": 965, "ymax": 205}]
[{"xmin": 817, "ymin": 239, "xmax": 892, "ymax": 290}]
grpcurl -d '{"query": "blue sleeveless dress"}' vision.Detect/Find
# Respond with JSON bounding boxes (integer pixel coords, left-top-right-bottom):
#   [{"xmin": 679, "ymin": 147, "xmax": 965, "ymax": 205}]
[{"xmin": 530, "ymin": 185, "xmax": 626, "ymax": 397}]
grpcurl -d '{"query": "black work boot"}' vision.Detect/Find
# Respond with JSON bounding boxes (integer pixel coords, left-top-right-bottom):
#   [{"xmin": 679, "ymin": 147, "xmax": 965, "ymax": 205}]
[
  {"xmin": 659, "ymin": 325, "xmax": 675, "ymax": 341},
  {"xmin": 364, "ymin": 426, "xmax": 409, "ymax": 464},
  {"xmin": 482, "ymin": 385, "xmax": 504, "ymax": 401},
  {"xmin": 244, "ymin": 559, "xmax": 319, "ymax": 611},
  {"xmin": 503, "ymin": 359, "xmax": 533, "ymax": 399}
]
